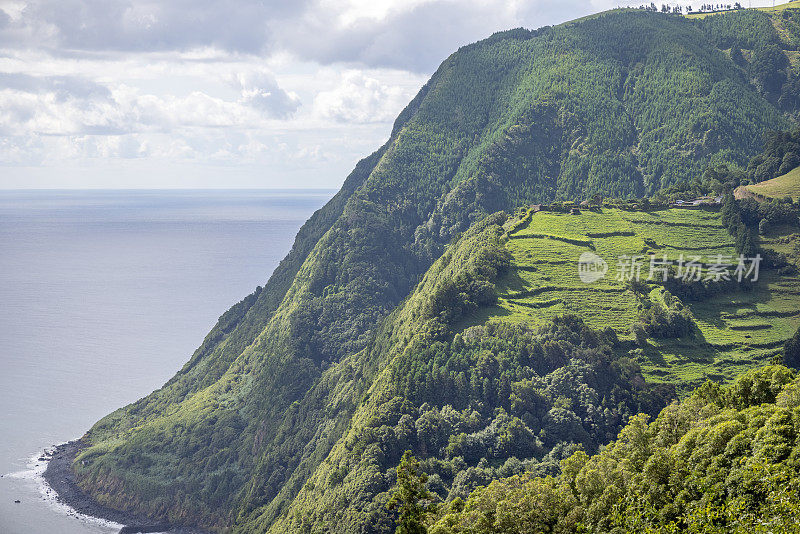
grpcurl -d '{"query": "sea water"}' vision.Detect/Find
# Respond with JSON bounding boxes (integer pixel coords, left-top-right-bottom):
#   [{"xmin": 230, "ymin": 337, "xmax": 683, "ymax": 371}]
[{"xmin": 0, "ymin": 189, "xmax": 332, "ymax": 533}]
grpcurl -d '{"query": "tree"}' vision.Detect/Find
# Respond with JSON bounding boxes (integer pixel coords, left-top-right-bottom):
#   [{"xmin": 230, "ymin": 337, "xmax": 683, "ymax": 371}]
[
  {"xmin": 739, "ymin": 229, "xmax": 758, "ymax": 258},
  {"xmin": 387, "ymin": 451, "xmax": 437, "ymax": 534},
  {"xmin": 632, "ymin": 323, "xmax": 648, "ymax": 347},
  {"xmin": 750, "ymin": 44, "xmax": 788, "ymax": 95},
  {"xmin": 785, "ymin": 327, "xmax": 800, "ymax": 369},
  {"xmin": 730, "ymin": 45, "xmax": 745, "ymax": 67},
  {"xmin": 720, "ymin": 191, "xmax": 737, "ymax": 228}
]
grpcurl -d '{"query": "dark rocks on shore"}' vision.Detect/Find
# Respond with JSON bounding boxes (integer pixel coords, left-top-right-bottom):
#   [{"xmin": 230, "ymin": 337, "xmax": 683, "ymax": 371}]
[
  {"xmin": 43, "ymin": 440, "xmax": 209, "ymax": 534},
  {"xmin": 119, "ymin": 525, "xmax": 172, "ymax": 534}
]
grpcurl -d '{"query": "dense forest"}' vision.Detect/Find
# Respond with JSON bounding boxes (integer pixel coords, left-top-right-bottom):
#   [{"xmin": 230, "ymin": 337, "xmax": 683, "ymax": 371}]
[
  {"xmin": 67, "ymin": 5, "xmax": 800, "ymax": 534},
  {"xmin": 429, "ymin": 365, "xmax": 800, "ymax": 533}
]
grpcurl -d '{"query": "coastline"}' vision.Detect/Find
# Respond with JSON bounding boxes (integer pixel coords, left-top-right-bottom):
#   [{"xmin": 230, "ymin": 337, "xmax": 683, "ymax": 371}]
[{"xmin": 42, "ymin": 440, "xmax": 205, "ymax": 534}]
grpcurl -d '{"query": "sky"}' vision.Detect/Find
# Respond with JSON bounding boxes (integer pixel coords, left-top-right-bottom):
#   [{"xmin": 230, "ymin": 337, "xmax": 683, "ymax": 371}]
[{"xmin": 0, "ymin": 0, "xmax": 783, "ymax": 189}]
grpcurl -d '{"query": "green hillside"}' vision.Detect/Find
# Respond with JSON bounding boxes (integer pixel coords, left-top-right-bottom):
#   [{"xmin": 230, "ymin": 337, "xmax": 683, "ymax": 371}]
[
  {"xmin": 65, "ymin": 5, "xmax": 800, "ymax": 533},
  {"xmin": 687, "ymin": 0, "xmax": 800, "ymax": 18},
  {"xmin": 741, "ymin": 0, "xmax": 800, "ymax": 15},
  {"xmin": 430, "ymin": 365, "xmax": 800, "ymax": 533},
  {"xmin": 746, "ymin": 166, "xmax": 800, "ymax": 200},
  {"xmin": 497, "ymin": 208, "xmax": 735, "ymax": 331},
  {"xmin": 493, "ymin": 207, "xmax": 800, "ymax": 390},
  {"xmin": 257, "ymin": 205, "xmax": 798, "ymax": 533},
  {"xmin": 241, "ymin": 215, "xmax": 674, "ymax": 533}
]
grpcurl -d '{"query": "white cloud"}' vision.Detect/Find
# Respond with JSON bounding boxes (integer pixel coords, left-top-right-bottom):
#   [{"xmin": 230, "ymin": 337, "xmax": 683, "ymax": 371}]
[
  {"xmin": 1, "ymin": 0, "xmax": 686, "ymax": 72},
  {"xmin": 313, "ymin": 70, "xmax": 414, "ymax": 123},
  {"xmin": 0, "ymin": 69, "xmax": 301, "ymax": 136},
  {"xmin": 0, "ymin": 66, "xmax": 313, "ymax": 171},
  {"xmin": 68, "ymin": 134, "xmax": 149, "ymax": 159},
  {"xmin": 0, "ymin": 134, "xmax": 45, "ymax": 165},
  {"xmin": 235, "ymin": 70, "xmax": 300, "ymax": 118},
  {"xmin": 6, "ymin": 0, "xmax": 775, "ymax": 187},
  {"xmin": 0, "ymin": 0, "xmax": 310, "ymax": 54},
  {"xmin": 331, "ymin": 0, "xmax": 435, "ymax": 25}
]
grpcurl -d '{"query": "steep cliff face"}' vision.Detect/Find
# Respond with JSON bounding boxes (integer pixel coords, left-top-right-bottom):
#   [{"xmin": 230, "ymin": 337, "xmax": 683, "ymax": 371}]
[{"xmin": 73, "ymin": 7, "xmax": 799, "ymax": 532}]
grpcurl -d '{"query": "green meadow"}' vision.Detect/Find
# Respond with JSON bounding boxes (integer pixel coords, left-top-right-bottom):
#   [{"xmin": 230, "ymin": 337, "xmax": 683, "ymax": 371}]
[
  {"xmin": 745, "ymin": 165, "xmax": 800, "ymax": 201},
  {"xmin": 488, "ymin": 207, "xmax": 800, "ymax": 391},
  {"xmin": 685, "ymin": 0, "xmax": 800, "ymax": 19}
]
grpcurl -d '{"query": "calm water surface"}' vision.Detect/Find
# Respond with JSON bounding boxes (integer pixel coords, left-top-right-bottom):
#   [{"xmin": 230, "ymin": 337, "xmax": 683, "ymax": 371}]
[{"xmin": 0, "ymin": 189, "xmax": 332, "ymax": 533}]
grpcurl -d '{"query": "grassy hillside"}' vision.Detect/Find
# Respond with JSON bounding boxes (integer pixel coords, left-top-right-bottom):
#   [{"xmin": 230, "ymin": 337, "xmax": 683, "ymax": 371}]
[
  {"xmin": 746, "ymin": 166, "xmax": 800, "ymax": 199},
  {"xmin": 755, "ymin": 0, "xmax": 800, "ymax": 15},
  {"xmin": 492, "ymin": 207, "xmax": 800, "ymax": 389},
  {"xmin": 497, "ymin": 208, "xmax": 735, "ymax": 330},
  {"xmin": 686, "ymin": 1, "xmax": 800, "ymax": 19},
  {"xmin": 252, "ymin": 215, "xmax": 675, "ymax": 533},
  {"xmin": 254, "ymin": 200, "xmax": 799, "ymax": 532},
  {"xmin": 67, "ymin": 6, "xmax": 800, "ymax": 533},
  {"xmin": 430, "ymin": 365, "xmax": 800, "ymax": 533},
  {"xmin": 684, "ymin": 0, "xmax": 800, "ymax": 19}
]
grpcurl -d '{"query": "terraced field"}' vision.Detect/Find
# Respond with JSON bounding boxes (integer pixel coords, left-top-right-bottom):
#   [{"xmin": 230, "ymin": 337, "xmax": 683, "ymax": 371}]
[{"xmin": 488, "ymin": 207, "xmax": 800, "ymax": 390}]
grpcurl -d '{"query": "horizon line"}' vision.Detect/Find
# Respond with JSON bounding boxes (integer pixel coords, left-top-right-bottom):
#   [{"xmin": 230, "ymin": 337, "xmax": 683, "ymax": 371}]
[{"xmin": 0, "ymin": 187, "xmax": 339, "ymax": 192}]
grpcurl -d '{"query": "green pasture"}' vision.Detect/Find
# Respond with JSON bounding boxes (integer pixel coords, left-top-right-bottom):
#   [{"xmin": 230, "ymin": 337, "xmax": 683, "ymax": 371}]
[{"xmin": 487, "ymin": 208, "xmax": 800, "ymax": 391}]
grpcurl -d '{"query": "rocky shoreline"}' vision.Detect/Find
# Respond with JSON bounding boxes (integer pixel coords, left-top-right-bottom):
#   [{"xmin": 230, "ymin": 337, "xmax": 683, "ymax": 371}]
[{"xmin": 42, "ymin": 440, "xmax": 206, "ymax": 534}]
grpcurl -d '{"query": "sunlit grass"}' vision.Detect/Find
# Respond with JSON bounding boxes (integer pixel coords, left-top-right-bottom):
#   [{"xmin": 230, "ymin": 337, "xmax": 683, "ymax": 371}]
[
  {"xmin": 488, "ymin": 207, "xmax": 800, "ymax": 391},
  {"xmin": 685, "ymin": 1, "xmax": 800, "ymax": 20},
  {"xmin": 745, "ymin": 166, "xmax": 800, "ymax": 200}
]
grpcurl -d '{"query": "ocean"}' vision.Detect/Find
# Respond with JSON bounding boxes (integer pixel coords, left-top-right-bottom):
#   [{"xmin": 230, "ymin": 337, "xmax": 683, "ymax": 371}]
[{"xmin": 0, "ymin": 189, "xmax": 333, "ymax": 533}]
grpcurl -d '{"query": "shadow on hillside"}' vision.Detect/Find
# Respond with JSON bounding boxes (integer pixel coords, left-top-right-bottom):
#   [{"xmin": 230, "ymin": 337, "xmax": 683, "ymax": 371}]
[
  {"xmin": 658, "ymin": 326, "xmax": 717, "ymax": 363},
  {"xmin": 496, "ymin": 268, "xmax": 529, "ymax": 294},
  {"xmin": 455, "ymin": 304, "xmax": 513, "ymax": 333},
  {"xmin": 692, "ymin": 305, "xmax": 730, "ymax": 329},
  {"xmin": 640, "ymin": 344, "xmax": 668, "ymax": 366}
]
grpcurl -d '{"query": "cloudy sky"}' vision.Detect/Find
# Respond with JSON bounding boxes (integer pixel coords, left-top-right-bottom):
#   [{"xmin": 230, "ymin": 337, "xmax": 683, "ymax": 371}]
[{"xmin": 0, "ymin": 0, "xmax": 779, "ymax": 189}]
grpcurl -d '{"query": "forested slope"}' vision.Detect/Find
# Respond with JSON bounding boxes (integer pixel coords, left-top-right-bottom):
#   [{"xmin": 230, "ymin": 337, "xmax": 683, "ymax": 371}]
[
  {"xmin": 70, "ymin": 6, "xmax": 800, "ymax": 533},
  {"xmin": 431, "ymin": 365, "xmax": 800, "ymax": 533},
  {"xmin": 257, "ymin": 215, "xmax": 674, "ymax": 533}
]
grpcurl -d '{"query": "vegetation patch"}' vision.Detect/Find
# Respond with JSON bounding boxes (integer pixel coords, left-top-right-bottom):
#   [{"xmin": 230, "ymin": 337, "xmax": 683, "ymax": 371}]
[
  {"xmin": 746, "ymin": 166, "xmax": 800, "ymax": 200},
  {"xmin": 430, "ymin": 366, "xmax": 800, "ymax": 534},
  {"xmin": 488, "ymin": 207, "xmax": 800, "ymax": 390}
]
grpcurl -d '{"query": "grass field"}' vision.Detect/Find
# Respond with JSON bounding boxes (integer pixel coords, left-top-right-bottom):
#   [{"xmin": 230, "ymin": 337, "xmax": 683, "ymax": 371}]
[
  {"xmin": 745, "ymin": 166, "xmax": 800, "ymax": 200},
  {"xmin": 481, "ymin": 207, "xmax": 800, "ymax": 392},
  {"xmin": 685, "ymin": 1, "xmax": 800, "ymax": 19},
  {"xmin": 755, "ymin": 0, "xmax": 800, "ymax": 14}
]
